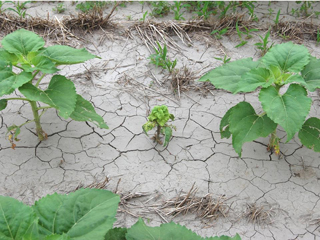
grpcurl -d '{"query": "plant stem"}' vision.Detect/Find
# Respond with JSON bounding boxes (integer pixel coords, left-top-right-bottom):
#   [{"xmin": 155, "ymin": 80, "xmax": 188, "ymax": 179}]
[
  {"xmin": 30, "ymin": 101, "xmax": 46, "ymax": 141},
  {"xmin": 36, "ymin": 106, "xmax": 53, "ymax": 110},
  {"xmin": 6, "ymin": 97, "xmax": 31, "ymax": 102},
  {"xmin": 156, "ymin": 125, "xmax": 161, "ymax": 143},
  {"xmin": 35, "ymin": 73, "xmax": 46, "ymax": 87}
]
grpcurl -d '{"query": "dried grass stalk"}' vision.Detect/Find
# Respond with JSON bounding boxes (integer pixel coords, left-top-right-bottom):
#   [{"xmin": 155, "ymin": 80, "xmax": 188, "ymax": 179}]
[{"xmin": 244, "ymin": 203, "xmax": 277, "ymax": 225}]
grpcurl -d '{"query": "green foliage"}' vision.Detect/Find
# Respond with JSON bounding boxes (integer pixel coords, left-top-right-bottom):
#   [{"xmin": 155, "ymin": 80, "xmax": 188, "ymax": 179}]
[
  {"xmin": 143, "ymin": 105, "xmax": 175, "ymax": 146},
  {"xmin": 235, "ymin": 21, "xmax": 258, "ymax": 48},
  {"xmin": 0, "ymin": 189, "xmax": 241, "ymax": 240},
  {"xmin": 241, "ymin": 1, "xmax": 258, "ymax": 21},
  {"xmin": 214, "ymin": 55, "xmax": 231, "ymax": 64},
  {"xmin": 211, "ymin": 27, "xmax": 228, "ymax": 39},
  {"xmin": 0, "ymin": 29, "xmax": 108, "ymax": 148},
  {"xmin": 149, "ymin": 42, "xmax": 177, "ymax": 72},
  {"xmin": 292, "ymin": 1, "xmax": 314, "ymax": 17},
  {"xmin": 6, "ymin": 1, "xmax": 30, "ymax": 18},
  {"xmin": 150, "ymin": 1, "xmax": 171, "ymax": 17},
  {"xmin": 76, "ymin": 1, "xmax": 107, "ymax": 13},
  {"xmin": 139, "ymin": 10, "xmax": 148, "ymax": 21},
  {"xmin": 254, "ymin": 29, "xmax": 274, "ymax": 55},
  {"xmin": 274, "ymin": 9, "xmax": 281, "ymax": 25},
  {"xmin": 199, "ymin": 42, "xmax": 320, "ymax": 156},
  {"xmin": 53, "ymin": 3, "xmax": 66, "ymax": 13},
  {"xmin": 172, "ymin": 1, "xmax": 189, "ymax": 20}
]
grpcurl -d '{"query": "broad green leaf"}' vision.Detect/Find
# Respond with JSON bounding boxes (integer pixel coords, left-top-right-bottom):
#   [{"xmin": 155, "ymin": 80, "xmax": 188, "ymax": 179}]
[
  {"xmin": 33, "ymin": 189, "xmax": 120, "ymax": 240},
  {"xmin": 1, "ymin": 29, "xmax": 45, "ymax": 56},
  {"xmin": 142, "ymin": 121, "xmax": 156, "ymax": 135},
  {"xmin": 220, "ymin": 106, "xmax": 236, "ymax": 139},
  {"xmin": 44, "ymin": 234, "xmax": 71, "ymax": 240},
  {"xmin": 70, "ymin": 95, "xmax": 109, "ymax": 129},
  {"xmin": 206, "ymin": 234, "xmax": 241, "ymax": 240},
  {"xmin": 104, "ymin": 228, "xmax": 127, "ymax": 240},
  {"xmin": 42, "ymin": 45, "xmax": 98, "ymax": 65},
  {"xmin": 126, "ymin": 219, "xmax": 241, "ymax": 240},
  {"xmin": 261, "ymin": 42, "xmax": 310, "ymax": 73},
  {"xmin": 0, "ymin": 99, "xmax": 7, "ymax": 110},
  {"xmin": 235, "ymin": 68, "xmax": 273, "ymax": 93},
  {"xmin": 163, "ymin": 126, "xmax": 172, "ymax": 147},
  {"xmin": 22, "ymin": 54, "xmax": 58, "ymax": 74},
  {"xmin": 0, "ymin": 71, "xmax": 32, "ymax": 97},
  {"xmin": 19, "ymin": 75, "xmax": 77, "ymax": 119},
  {"xmin": 0, "ymin": 196, "xmax": 38, "ymax": 240},
  {"xmin": 0, "ymin": 48, "xmax": 19, "ymax": 67},
  {"xmin": 298, "ymin": 117, "xmax": 320, "ymax": 152},
  {"xmin": 301, "ymin": 57, "xmax": 320, "ymax": 91},
  {"xmin": 199, "ymin": 58, "xmax": 260, "ymax": 93},
  {"xmin": 229, "ymin": 102, "xmax": 277, "ymax": 157},
  {"xmin": 259, "ymin": 84, "xmax": 312, "ymax": 141},
  {"xmin": 126, "ymin": 218, "xmax": 204, "ymax": 240},
  {"xmin": 285, "ymin": 74, "xmax": 306, "ymax": 85}
]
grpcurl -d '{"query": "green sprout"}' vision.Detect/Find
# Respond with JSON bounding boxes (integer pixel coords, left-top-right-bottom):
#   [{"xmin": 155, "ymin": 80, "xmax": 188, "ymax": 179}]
[{"xmin": 143, "ymin": 105, "xmax": 176, "ymax": 146}]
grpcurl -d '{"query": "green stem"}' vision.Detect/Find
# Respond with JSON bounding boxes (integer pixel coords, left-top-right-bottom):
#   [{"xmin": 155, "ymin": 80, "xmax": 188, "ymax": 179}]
[
  {"xmin": 6, "ymin": 97, "xmax": 31, "ymax": 102},
  {"xmin": 35, "ymin": 73, "xmax": 46, "ymax": 87},
  {"xmin": 31, "ymin": 70, "xmax": 40, "ymax": 81},
  {"xmin": 36, "ymin": 106, "xmax": 53, "ymax": 110},
  {"xmin": 30, "ymin": 101, "xmax": 46, "ymax": 141}
]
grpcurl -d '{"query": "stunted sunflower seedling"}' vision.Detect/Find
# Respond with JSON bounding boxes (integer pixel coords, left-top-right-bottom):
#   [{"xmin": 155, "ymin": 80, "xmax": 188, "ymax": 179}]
[{"xmin": 143, "ymin": 105, "xmax": 176, "ymax": 146}]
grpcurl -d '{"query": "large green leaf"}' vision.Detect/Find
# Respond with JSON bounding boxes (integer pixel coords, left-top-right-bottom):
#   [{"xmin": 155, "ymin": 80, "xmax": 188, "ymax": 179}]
[
  {"xmin": 44, "ymin": 234, "xmax": 71, "ymax": 240},
  {"xmin": 42, "ymin": 45, "xmax": 98, "ymax": 65},
  {"xmin": 199, "ymin": 58, "xmax": 260, "ymax": 93},
  {"xmin": 301, "ymin": 57, "xmax": 320, "ymax": 91},
  {"xmin": 261, "ymin": 42, "xmax": 310, "ymax": 73},
  {"xmin": 298, "ymin": 117, "xmax": 320, "ymax": 152},
  {"xmin": 0, "ymin": 99, "xmax": 7, "ymax": 111},
  {"xmin": 33, "ymin": 189, "xmax": 120, "ymax": 240},
  {"xmin": 0, "ymin": 196, "xmax": 38, "ymax": 240},
  {"xmin": 22, "ymin": 54, "xmax": 58, "ymax": 74},
  {"xmin": 0, "ymin": 70, "xmax": 32, "ymax": 97},
  {"xmin": 0, "ymin": 48, "xmax": 19, "ymax": 67},
  {"xmin": 220, "ymin": 107, "xmax": 234, "ymax": 139},
  {"xmin": 1, "ymin": 29, "xmax": 45, "ymax": 56},
  {"xmin": 259, "ymin": 84, "xmax": 312, "ymax": 141},
  {"xmin": 126, "ymin": 219, "xmax": 241, "ymax": 240},
  {"xmin": 19, "ymin": 75, "xmax": 77, "ymax": 119},
  {"xmin": 235, "ymin": 68, "xmax": 273, "ymax": 93},
  {"xmin": 104, "ymin": 228, "xmax": 127, "ymax": 240},
  {"xmin": 70, "ymin": 95, "xmax": 109, "ymax": 129},
  {"xmin": 228, "ymin": 102, "xmax": 277, "ymax": 157}
]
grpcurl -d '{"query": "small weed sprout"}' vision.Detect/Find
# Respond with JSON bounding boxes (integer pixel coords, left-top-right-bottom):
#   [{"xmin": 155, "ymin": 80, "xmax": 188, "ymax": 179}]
[
  {"xmin": 150, "ymin": 1, "xmax": 171, "ymax": 17},
  {"xmin": 6, "ymin": 1, "xmax": 30, "ymax": 18},
  {"xmin": 140, "ymin": 10, "xmax": 148, "ymax": 21},
  {"xmin": 274, "ymin": 9, "xmax": 281, "ymax": 26},
  {"xmin": 172, "ymin": 1, "xmax": 189, "ymax": 20},
  {"xmin": 235, "ymin": 21, "xmax": 258, "ymax": 48},
  {"xmin": 254, "ymin": 29, "xmax": 274, "ymax": 56},
  {"xmin": 53, "ymin": 3, "xmax": 66, "ymax": 14},
  {"xmin": 214, "ymin": 55, "xmax": 231, "ymax": 64},
  {"xmin": 211, "ymin": 27, "xmax": 228, "ymax": 39},
  {"xmin": 149, "ymin": 42, "xmax": 177, "ymax": 73},
  {"xmin": 143, "ymin": 105, "xmax": 176, "ymax": 146},
  {"xmin": 76, "ymin": 1, "xmax": 107, "ymax": 13}
]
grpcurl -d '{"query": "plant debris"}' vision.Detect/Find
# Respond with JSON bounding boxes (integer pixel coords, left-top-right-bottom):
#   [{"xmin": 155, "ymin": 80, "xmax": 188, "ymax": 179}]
[{"xmin": 244, "ymin": 202, "xmax": 278, "ymax": 225}]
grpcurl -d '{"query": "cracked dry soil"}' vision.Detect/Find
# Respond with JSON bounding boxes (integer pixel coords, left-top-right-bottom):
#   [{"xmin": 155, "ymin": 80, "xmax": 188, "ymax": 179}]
[{"xmin": 0, "ymin": 1, "xmax": 320, "ymax": 240}]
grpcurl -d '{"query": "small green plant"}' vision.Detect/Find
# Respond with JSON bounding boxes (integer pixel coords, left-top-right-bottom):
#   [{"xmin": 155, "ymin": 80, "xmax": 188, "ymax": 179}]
[
  {"xmin": 149, "ymin": 42, "xmax": 177, "ymax": 72},
  {"xmin": 0, "ymin": 188, "xmax": 241, "ymax": 240},
  {"xmin": 242, "ymin": 1, "xmax": 258, "ymax": 21},
  {"xmin": 200, "ymin": 42, "xmax": 320, "ymax": 157},
  {"xmin": 143, "ymin": 105, "xmax": 176, "ymax": 146},
  {"xmin": 214, "ymin": 55, "xmax": 231, "ymax": 64},
  {"xmin": 126, "ymin": 15, "xmax": 132, "ymax": 20},
  {"xmin": 172, "ymin": 1, "xmax": 189, "ymax": 20},
  {"xmin": 235, "ymin": 21, "xmax": 258, "ymax": 48},
  {"xmin": 52, "ymin": 2, "xmax": 66, "ymax": 13},
  {"xmin": 195, "ymin": 1, "xmax": 215, "ymax": 20},
  {"xmin": 6, "ymin": 1, "xmax": 30, "ymax": 18},
  {"xmin": 140, "ymin": 10, "xmax": 148, "ymax": 21},
  {"xmin": 211, "ymin": 27, "xmax": 228, "ymax": 39},
  {"xmin": 0, "ymin": 29, "xmax": 108, "ymax": 148},
  {"xmin": 150, "ymin": 1, "xmax": 171, "ymax": 17},
  {"xmin": 268, "ymin": 7, "xmax": 274, "ymax": 17},
  {"xmin": 76, "ymin": 1, "xmax": 107, "ymax": 13},
  {"xmin": 254, "ymin": 29, "xmax": 274, "ymax": 55},
  {"xmin": 295, "ymin": 1, "xmax": 314, "ymax": 17},
  {"xmin": 274, "ymin": 9, "xmax": 281, "ymax": 25}
]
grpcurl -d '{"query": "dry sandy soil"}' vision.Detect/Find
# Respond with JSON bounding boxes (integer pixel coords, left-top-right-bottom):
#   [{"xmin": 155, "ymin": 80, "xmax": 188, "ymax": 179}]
[{"xmin": 0, "ymin": 1, "xmax": 320, "ymax": 239}]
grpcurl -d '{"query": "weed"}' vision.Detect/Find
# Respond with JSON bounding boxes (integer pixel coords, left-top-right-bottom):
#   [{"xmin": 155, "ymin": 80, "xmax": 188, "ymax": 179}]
[
  {"xmin": 235, "ymin": 21, "xmax": 258, "ymax": 48},
  {"xmin": 172, "ymin": 1, "xmax": 189, "ymax": 20},
  {"xmin": 53, "ymin": 2, "xmax": 66, "ymax": 14},
  {"xmin": 195, "ymin": 1, "xmax": 216, "ymax": 20},
  {"xmin": 76, "ymin": 1, "xmax": 107, "ymax": 13},
  {"xmin": 149, "ymin": 42, "xmax": 177, "ymax": 73},
  {"xmin": 150, "ymin": 1, "xmax": 171, "ymax": 17},
  {"xmin": 254, "ymin": 29, "xmax": 274, "ymax": 55},
  {"xmin": 143, "ymin": 105, "xmax": 176, "ymax": 146},
  {"xmin": 274, "ymin": 9, "xmax": 281, "ymax": 25},
  {"xmin": 126, "ymin": 15, "xmax": 132, "ymax": 20},
  {"xmin": 6, "ymin": 1, "xmax": 30, "ymax": 18},
  {"xmin": 317, "ymin": 30, "xmax": 320, "ymax": 45},
  {"xmin": 214, "ymin": 55, "xmax": 231, "ymax": 64},
  {"xmin": 140, "ymin": 10, "xmax": 148, "ymax": 21},
  {"xmin": 242, "ymin": 1, "xmax": 258, "ymax": 21},
  {"xmin": 211, "ymin": 27, "xmax": 228, "ymax": 39}
]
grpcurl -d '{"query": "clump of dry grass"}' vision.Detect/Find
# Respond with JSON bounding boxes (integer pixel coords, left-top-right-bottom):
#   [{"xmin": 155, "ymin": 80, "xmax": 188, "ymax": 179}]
[
  {"xmin": 244, "ymin": 203, "xmax": 277, "ymax": 225},
  {"xmin": 157, "ymin": 184, "xmax": 232, "ymax": 221}
]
